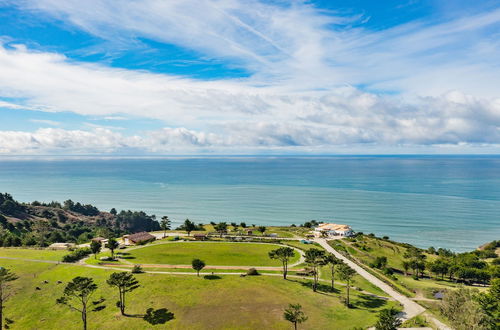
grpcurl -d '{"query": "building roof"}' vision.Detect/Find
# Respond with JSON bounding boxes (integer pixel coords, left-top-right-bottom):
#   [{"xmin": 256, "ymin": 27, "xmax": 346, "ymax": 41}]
[
  {"xmin": 92, "ymin": 237, "xmax": 106, "ymax": 241},
  {"xmin": 316, "ymin": 223, "xmax": 352, "ymax": 231},
  {"xmin": 193, "ymin": 233, "xmax": 207, "ymax": 237},
  {"xmin": 128, "ymin": 231, "xmax": 155, "ymax": 242}
]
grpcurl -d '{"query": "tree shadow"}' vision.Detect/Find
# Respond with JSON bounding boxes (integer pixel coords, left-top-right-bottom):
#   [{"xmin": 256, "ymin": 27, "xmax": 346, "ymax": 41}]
[
  {"xmin": 353, "ymin": 294, "xmax": 387, "ymax": 309},
  {"xmin": 203, "ymin": 275, "xmax": 222, "ymax": 280},
  {"xmin": 296, "ymin": 280, "xmax": 340, "ymax": 295},
  {"xmin": 143, "ymin": 308, "xmax": 174, "ymax": 325},
  {"xmin": 119, "ymin": 256, "xmax": 136, "ymax": 260}
]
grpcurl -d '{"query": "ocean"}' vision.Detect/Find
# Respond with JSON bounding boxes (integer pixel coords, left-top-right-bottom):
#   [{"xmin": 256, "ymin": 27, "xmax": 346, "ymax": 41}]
[{"xmin": 0, "ymin": 156, "xmax": 499, "ymax": 252}]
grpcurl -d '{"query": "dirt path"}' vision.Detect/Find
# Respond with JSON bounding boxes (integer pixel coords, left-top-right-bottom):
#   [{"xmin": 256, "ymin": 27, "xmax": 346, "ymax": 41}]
[{"xmin": 99, "ymin": 262, "xmax": 304, "ymax": 271}]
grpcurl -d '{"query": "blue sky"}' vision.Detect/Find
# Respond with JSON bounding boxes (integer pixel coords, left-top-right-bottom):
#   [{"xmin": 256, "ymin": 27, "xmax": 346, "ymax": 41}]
[{"xmin": 0, "ymin": 0, "xmax": 499, "ymax": 154}]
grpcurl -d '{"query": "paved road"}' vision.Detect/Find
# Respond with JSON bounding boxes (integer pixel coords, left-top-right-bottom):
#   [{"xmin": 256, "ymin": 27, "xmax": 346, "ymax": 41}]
[
  {"xmin": 315, "ymin": 239, "xmax": 425, "ymax": 319},
  {"xmin": 316, "ymin": 239, "xmax": 452, "ymax": 330}
]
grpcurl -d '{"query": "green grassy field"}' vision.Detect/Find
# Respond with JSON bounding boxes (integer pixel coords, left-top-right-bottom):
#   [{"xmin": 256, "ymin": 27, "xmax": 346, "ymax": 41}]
[
  {"xmin": 126, "ymin": 242, "xmax": 300, "ymax": 266},
  {"xmin": 0, "ymin": 247, "xmax": 68, "ymax": 261},
  {"xmin": 1, "ymin": 258, "xmax": 398, "ymax": 329}
]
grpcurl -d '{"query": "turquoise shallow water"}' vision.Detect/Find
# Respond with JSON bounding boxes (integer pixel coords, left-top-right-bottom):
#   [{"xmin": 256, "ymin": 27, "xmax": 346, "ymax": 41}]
[{"xmin": 0, "ymin": 156, "xmax": 499, "ymax": 251}]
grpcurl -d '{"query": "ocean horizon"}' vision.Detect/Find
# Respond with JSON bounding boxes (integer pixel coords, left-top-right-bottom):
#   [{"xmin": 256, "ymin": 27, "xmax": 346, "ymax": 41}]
[{"xmin": 1, "ymin": 155, "xmax": 499, "ymax": 252}]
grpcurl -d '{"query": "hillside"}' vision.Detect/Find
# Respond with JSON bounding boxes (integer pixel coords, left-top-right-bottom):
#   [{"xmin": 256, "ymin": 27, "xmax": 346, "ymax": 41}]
[{"xmin": 0, "ymin": 192, "xmax": 160, "ymax": 246}]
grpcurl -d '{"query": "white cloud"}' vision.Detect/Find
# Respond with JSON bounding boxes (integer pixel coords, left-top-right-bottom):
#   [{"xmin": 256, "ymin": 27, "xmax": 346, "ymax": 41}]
[
  {"xmin": 0, "ymin": 1, "xmax": 500, "ymax": 153},
  {"xmin": 11, "ymin": 0, "xmax": 500, "ymax": 96}
]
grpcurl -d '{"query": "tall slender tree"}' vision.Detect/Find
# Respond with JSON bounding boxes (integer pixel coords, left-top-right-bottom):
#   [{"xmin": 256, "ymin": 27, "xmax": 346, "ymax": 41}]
[
  {"xmin": 324, "ymin": 254, "xmax": 341, "ymax": 290},
  {"xmin": 56, "ymin": 277, "xmax": 105, "ymax": 330},
  {"xmin": 107, "ymin": 272, "xmax": 140, "ymax": 315},
  {"xmin": 0, "ymin": 267, "xmax": 18, "ymax": 330},
  {"xmin": 304, "ymin": 248, "xmax": 327, "ymax": 292},
  {"xmin": 269, "ymin": 247, "xmax": 296, "ymax": 280},
  {"xmin": 160, "ymin": 216, "xmax": 171, "ymax": 238},
  {"xmin": 338, "ymin": 264, "xmax": 356, "ymax": 307}
]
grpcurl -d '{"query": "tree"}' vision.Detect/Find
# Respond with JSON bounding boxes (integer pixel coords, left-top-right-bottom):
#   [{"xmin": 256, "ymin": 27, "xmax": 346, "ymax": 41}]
[
  {"xmin": 440, "ymin": 287, "xmax": 493, "ymax": 330},
  {"xmin": 160, "ymin": 216, "xmax": 171, "ymax": 238},
  {"xmin": 304, "ymin": 248, "xmax": 326, "ymax": 292},
  {"xmin": 106, "ymin": 272, "xmax": 140, "ymax": 315},
  {"xmin": 90, "ymin": 240, "xmax": 101, "ymax": 259},
  {"xmin": 338, "ymin": 263, "xmax": 356, "ymax": 307},
  {"xmin": 56, "ymin": 277, "xmax": 105, "ymax": 330},
  {"xmin": 269, "ymin": 247, "xmax": 296, "ymax": 280},
  {"xmin": 0, "ymin": 268, "xmax": 18, "ymax": 330},
  {"xmin": 110, "ymin": 208, "xmax": 117, "ymax": 215},
  {"xmin": 324, "ymin": 254, "xmax": 341, "ymax": 289},
  {"xmin": 240, "ymin": 222, "xmax": 247, "ymax": 228},
  {"xmin": 192, "ymin": 259, "xmax": 206, "ymax": 277},
  {"xmin": 183, "ymin": 219, "xmax": 196, "ymax": 236},
  {"xmin": 283, "ymin": 303, "xmax": 308, "ymax": 330},
  {"xmin": 375, "ymin": 308, "xmax": 402, "ymax": 330},
  {"xmin": 214, "ymin": 222, "xmax": 228, "ymax": 238},
  {"xmin": 105, "ymin": 238, "xmax": 119, "ymax": 258},
  {"xmin": 258, "ymin": 226, "xmax": 266, "ymax": 235}
]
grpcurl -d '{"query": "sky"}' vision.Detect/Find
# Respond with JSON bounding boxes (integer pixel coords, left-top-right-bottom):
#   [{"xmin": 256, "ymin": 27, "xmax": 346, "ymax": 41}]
[{"xmin": 0, "ymin": 0, "xmax": 499, "ymax": 155}]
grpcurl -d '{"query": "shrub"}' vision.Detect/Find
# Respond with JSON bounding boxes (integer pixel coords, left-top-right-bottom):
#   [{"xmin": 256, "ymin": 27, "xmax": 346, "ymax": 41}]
[
  {"xmin": 132, "ymin": 265, "xmax": 143, "ymax": 273},
  {"xmin": 246, "ymin": 268, "xmax": 259, "ymax": 276},
  {"xmin": 62, "ymin": 248, "xmax": 92, "ymax": 262}
]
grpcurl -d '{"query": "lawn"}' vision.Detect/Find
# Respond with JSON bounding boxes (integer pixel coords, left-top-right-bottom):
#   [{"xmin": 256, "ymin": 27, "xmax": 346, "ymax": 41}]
[
  {"xmin": 2, "ymin": 259, "xmax": 398, "ymax": 329},
  {"xmin": 0, "ymin": 247, "xmax": 68, "ymax": 261},
  {"xmin": 126, "ymin": 242, "xmax": 300, "ymax": 266}
]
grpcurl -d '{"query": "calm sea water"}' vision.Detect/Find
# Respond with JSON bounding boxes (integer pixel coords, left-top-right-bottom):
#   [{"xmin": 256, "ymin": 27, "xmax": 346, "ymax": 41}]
[{"xmin": 0, "ymin": 156, "xmax": 499, "ymax": 251}]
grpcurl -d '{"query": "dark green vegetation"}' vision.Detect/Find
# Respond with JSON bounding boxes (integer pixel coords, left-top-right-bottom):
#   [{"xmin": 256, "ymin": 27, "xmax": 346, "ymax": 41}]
[
  {"xmin": 374, "ymin": 307, "xmax": 402, "ymax": 330},
  {"xmin": 439, "ymin": 279, "xmax": 500, "ymax": 329},
  {"xmin": 0, "ymin": 192, "xmax": 160, "ymax": 247}
]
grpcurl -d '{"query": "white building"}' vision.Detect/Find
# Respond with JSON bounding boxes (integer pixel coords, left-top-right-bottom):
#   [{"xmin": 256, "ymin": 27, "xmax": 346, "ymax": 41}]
[{"xmin": 314, "ymin": 223, "xmax": 353, "ymax": 237}]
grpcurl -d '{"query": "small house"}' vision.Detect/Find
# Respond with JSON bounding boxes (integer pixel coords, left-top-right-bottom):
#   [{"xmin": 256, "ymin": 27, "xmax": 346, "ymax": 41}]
[
  {"xmin": 123, "ymin": 232, "xmax": 156, "ymax": 245},
  {"xmin": 49, "ymin": 242, "xmax": 75, "ymax": 250},
  {"xmin": 314, "ymin": 223, "xmax": 353, "ymax": 238},
  {"xmin": 246, "ymin": 229, "xmax": 253, "ymax": 236}
]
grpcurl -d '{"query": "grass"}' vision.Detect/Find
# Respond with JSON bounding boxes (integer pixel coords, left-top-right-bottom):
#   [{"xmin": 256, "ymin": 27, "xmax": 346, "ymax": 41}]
[
  {"xmin": 401, "ymin": 315, "xmax": 430, "ymax": 328},
  {"xmin": 2, "ymin": 259, "xmax": 398, "ymax": 329},
  {"xmin": 126, "ymin": 242, "xmax": 300, "ymax": 266},
  {"xmin": 0, "ymin": 247, "xmax": 68, "ymax": 261}
]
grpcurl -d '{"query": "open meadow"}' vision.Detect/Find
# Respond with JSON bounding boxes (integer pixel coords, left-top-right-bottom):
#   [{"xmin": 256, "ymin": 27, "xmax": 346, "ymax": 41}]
[{"xmin": 0, "ymin": 246, "xmax": 398, "ymax": 329}]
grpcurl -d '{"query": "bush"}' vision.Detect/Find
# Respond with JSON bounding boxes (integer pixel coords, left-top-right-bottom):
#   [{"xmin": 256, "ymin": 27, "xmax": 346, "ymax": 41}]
[
  {"xmin": 246, "ymin": 268, "xmax": 259, "ymax": 276},
  {"xmin": 62, "ymin": 248, "xmax": 92, "ymax": 262},
  {"xmin": 132, "ymin": 265, "xmax": 143, "ymax": 273}
]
